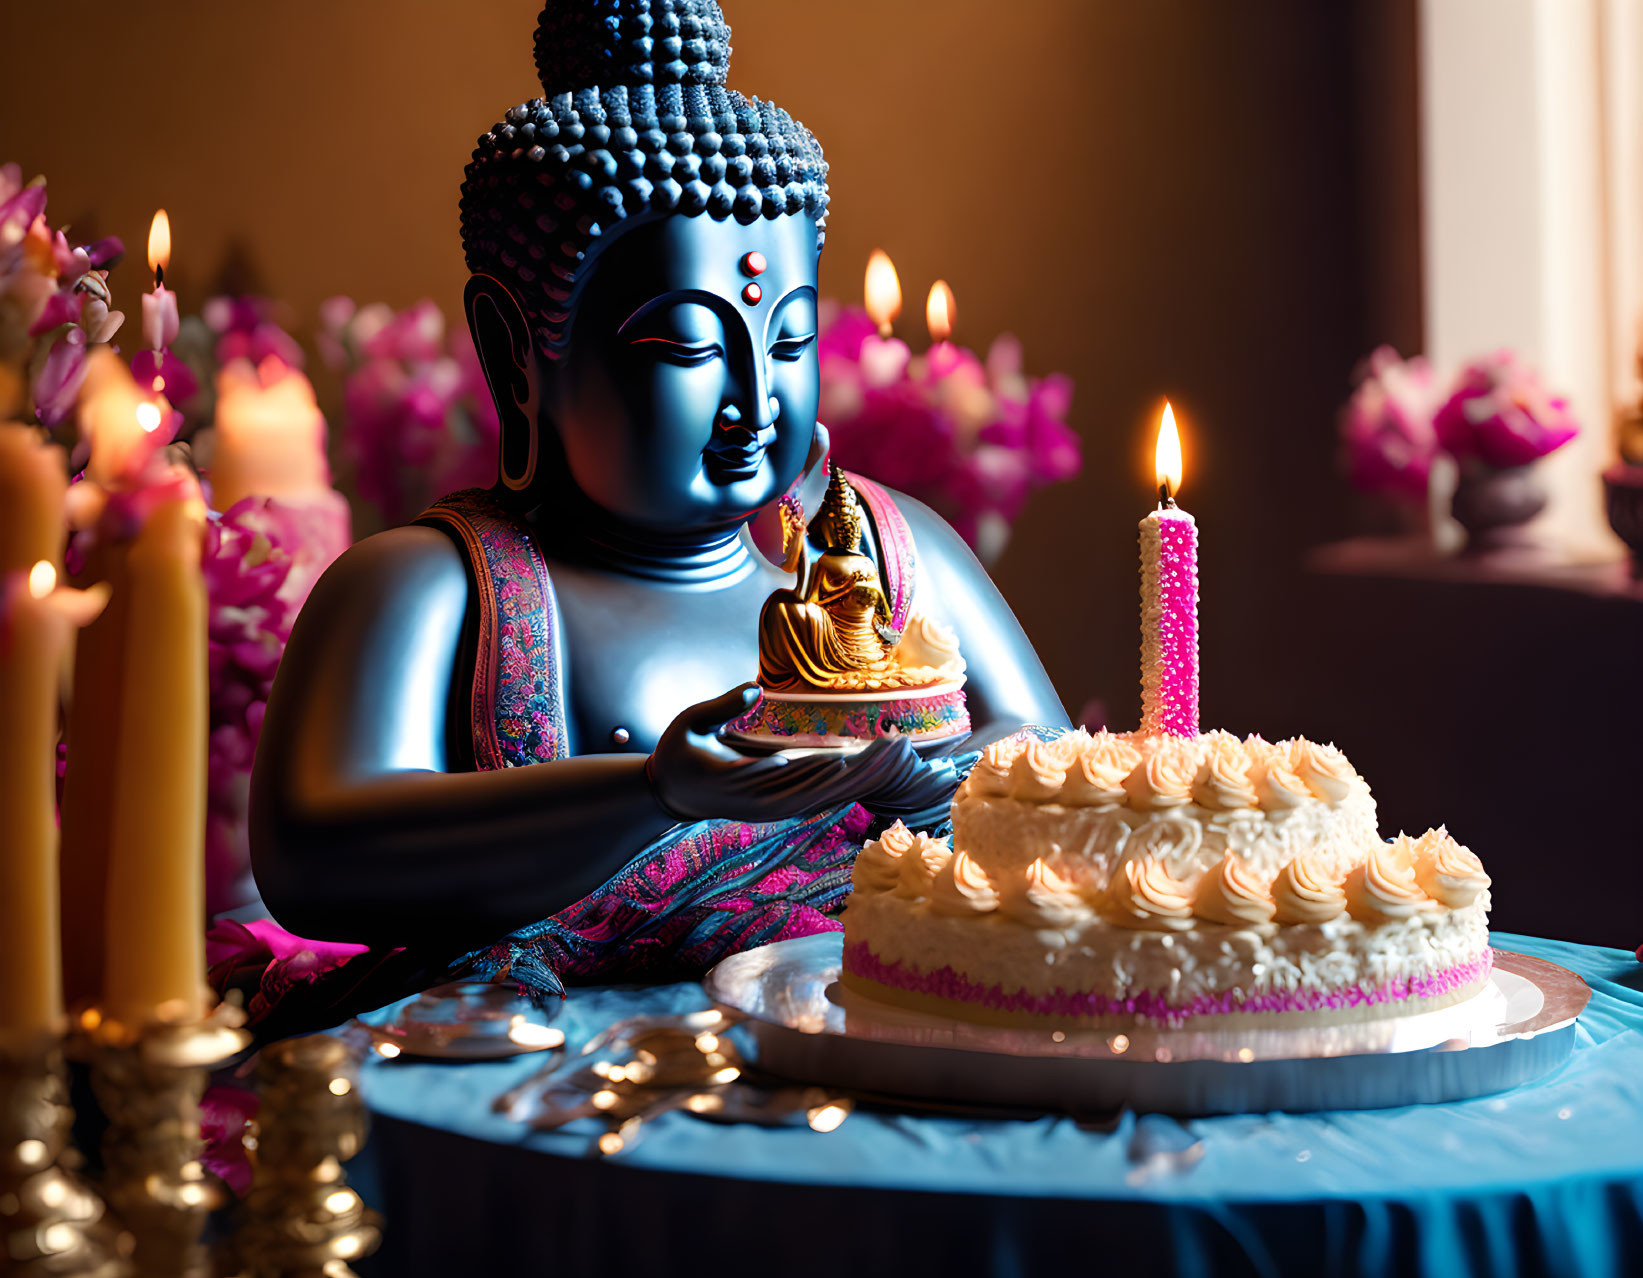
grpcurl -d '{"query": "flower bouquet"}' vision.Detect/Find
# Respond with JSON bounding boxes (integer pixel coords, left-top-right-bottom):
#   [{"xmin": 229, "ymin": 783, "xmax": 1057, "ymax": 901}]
[
  {"xmin": 0, "ymin": 163, "xmax": 124, "ymax": 427},
  {"xmin": 319, "ymin": 298, "xmax": 500, "ymax": 528},
  {"xmin": 817, "ymin": 302, "xmax": 1080, "ymax": 564},
  {"xmin": 1339, "ymin": 346, "xmax": 1579, "ymax": 551}
]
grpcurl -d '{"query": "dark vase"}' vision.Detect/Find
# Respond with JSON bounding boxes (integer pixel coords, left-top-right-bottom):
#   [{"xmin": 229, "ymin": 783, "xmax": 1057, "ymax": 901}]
[
  {"xmin": 1449, "ymin": 463, "xmax": 1546, "ymax": 553},
  {"xmin": 1603, "ymin": 463, "xmax": 1643, "ymax": 578}
]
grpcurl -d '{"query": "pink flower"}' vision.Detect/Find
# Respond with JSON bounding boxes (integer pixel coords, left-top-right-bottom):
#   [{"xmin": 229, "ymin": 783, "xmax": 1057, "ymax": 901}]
[
  {"xmin": 1433, "ymin": 351, "xmax": 1579, "ymax": 469},
  {"xmin": 817, "ymin": 305, "xmax": 1079, "ymax": 556},
  {"xmin": 201, "ymin": 498, "xmax": 300, "ymax": 914},
  {"xmin": 203, "ymin": 294, "xmax": 305, "ymax": 370},
  {"xmin": 327, "ymin": 297, "xmax": 501, "ymax": 524},
  {"xmin": 1, "ymin": 165, "xmax": 127, "ymax": 428},
  {"xmin": 1339, "ymin": 346, "xmax": 1441, "ymax": 499},
  {"xmin": 32, "ymin": 326, "xmax": 88, "ymax": 426},
  {"xmin": 130, "ymin": 347, "xmax": 200, "ymax": 405},
  {"xmin": 199, "ymin": 1085, "xmax": 259, "ymax": 1198}
]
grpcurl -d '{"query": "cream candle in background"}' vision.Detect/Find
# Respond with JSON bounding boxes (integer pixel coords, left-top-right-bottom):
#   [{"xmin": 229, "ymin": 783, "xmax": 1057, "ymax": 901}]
[
  {"xmin": 209, "ymin": 355, "xmax": 353, "ymax": 605},
  {"xmin": 210, "ymin": 356, "xmax": 332, "ymax": 509}
]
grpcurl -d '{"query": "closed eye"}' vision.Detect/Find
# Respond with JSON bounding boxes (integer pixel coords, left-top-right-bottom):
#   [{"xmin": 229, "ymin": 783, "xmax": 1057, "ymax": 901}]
[
  {"xmin": 769, "ymin": 333, "xmax": 816, "ymax": 362},
  {"xmin": 631, "ymin": 338, "xmax": 722, "ymax": 366}
]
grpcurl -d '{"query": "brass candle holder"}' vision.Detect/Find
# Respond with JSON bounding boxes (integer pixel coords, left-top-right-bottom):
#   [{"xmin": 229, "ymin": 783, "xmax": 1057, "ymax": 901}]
[
  {"xmin": 0, "ymin": 1029, "xmax": 129, "ymax": 1277},
  {"xmin": 87, "ymin": 1004, "xmax": 249, "ymax": 1278},
  {"xmin": 232, "ymin": 1033, "xmax": 381, "ymax": 1277}
]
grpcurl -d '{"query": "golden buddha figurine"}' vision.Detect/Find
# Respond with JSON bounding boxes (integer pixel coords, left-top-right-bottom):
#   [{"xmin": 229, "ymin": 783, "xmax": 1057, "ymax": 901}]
[
  {"xmin": 732, "ymin": 465, "xmax": 970, "ymax": 749},
  {"xmin": 759, "ymin": 466, "xmax": 904, "ymax": 691}
]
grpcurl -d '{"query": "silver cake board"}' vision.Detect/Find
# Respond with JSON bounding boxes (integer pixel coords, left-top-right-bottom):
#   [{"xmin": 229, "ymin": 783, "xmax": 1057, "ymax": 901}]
[{"xmin": 703, "ymin": 933, "xmax": 1588, "ymax": 1116}]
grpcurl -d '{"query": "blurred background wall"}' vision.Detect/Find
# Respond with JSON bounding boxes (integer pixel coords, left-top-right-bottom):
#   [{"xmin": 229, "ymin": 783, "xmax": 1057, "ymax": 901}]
[
  {"xmin": 21, "ymin": 5, "xmax": 1629, "ymax": 945},
  {"xmin": 0, "ymin": 0, "xmax": 1420, "ymax": 732}
]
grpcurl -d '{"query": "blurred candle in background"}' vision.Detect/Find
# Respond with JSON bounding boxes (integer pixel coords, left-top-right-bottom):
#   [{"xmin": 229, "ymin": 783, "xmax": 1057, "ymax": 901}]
[
  {"xmin": 860, "ymin": 250, "xmax": 910, "ymax": 388},
  {"xmin": 924, "ymin": 280, "xmax": 963, "ymax": 379},
  {"xmin": 140, "ymin": 209, "xmax": 178, "ymax": 357},
  {"xmin": 210, "ymin": 355, "xmax": 352, "ymax": 606}
]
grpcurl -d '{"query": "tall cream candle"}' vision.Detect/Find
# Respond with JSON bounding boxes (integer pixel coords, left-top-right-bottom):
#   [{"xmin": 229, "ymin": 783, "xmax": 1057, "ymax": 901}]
[
  {"xmin": 0, "ymin": 565, "xmax": 106, "ymax": 1035},
  {"xmin": 0, "ymin": 425, "xmax": 71, "ymax": 1036},
  {"xmin": 101, "ymin": 494, "xmax": 209, "ymax": 1031}
]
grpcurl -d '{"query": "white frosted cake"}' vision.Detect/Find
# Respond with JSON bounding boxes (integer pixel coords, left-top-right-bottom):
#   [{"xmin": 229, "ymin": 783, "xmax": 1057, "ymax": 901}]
[{"xmin": 839, "ymin": 729, "xmax": 1493, "ymax": 1028}]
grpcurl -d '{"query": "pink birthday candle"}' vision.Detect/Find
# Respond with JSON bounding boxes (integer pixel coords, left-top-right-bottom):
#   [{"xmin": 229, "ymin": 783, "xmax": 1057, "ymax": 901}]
[{"xmin": 1139, "ymin": 402, "xmax": 1199, "ymax": 737}]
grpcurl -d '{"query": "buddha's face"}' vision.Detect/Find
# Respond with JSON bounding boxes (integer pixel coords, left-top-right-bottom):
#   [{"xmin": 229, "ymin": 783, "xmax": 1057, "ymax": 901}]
[{"xmin": 544, "ymin": 212, "xmax": 821, "ymax": 534}]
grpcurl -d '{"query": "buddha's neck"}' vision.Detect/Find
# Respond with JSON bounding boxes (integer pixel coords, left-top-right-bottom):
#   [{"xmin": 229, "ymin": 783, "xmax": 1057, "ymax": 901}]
[{"xmin": 537, "ymin": 504, "xmax": 756, "ymax": 586}]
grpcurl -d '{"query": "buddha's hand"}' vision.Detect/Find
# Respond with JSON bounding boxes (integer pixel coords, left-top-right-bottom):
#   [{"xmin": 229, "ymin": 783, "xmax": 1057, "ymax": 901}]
[{"xmin": 647, "ymin": 683, "xmax": 926, "ymax": 822}]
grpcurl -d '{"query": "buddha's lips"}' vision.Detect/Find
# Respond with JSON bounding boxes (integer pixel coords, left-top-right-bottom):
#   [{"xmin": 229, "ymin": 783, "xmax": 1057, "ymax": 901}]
[{"xmin": 705, "ymin": 423, "xmax": 776, "ymax": 481}]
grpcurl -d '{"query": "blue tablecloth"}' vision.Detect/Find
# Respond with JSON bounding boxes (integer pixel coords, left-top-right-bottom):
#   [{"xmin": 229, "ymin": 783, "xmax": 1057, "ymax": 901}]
[{"xmin": 350, "ymin": 932, "xmax": 1643, "ymax": 1278}]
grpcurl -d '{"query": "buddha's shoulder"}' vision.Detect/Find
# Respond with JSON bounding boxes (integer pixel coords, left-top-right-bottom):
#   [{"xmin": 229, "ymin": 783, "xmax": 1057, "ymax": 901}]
[
  {"xmin": 308, "ymin": 525, "xmax": 471, "ymax": 614},
  {"xmin": 858, "ymin": 484, "xmax": 981, "ymax": 571}
]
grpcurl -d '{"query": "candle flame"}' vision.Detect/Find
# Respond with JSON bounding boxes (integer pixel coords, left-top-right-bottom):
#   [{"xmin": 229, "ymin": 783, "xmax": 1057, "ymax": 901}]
[
  {"xmin": 926, "ymin": 280, "xmax": 954, "ymax": 343},
  {"xmin": 135, "ymin": 401, "xmax": 163, "ymax": 434},
  {"xmin": 147, "ymin": 209, "xmax": 171, "ymax": 276},
  {"xmin": 1155, "ymin": 401, "xmax": 1183, "ymax": 499},
  {"xmin": 27, "ymin": 561, "xmax": 56, "ymax": 599},
  {"xmin": 864, "ymin": 250, "xmax": 902, "ymax": 337}
]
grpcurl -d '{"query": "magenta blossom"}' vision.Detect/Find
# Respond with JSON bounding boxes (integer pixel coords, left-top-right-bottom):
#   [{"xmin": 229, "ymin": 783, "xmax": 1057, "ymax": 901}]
[
  {"xmin": 1339, "ymin": 346, "xmax": 1441, "ymax": 499},
  {"xmin": 201, "ymin": 498, "xmax": 299, "ymax": 914},
  {"xmin": 0, "ymin": 163, "xmax": 125, "ymax": 426},
  {"xmin": 1433, "ymin": 351, "xmax": 1580, "ymax": 469},
  {"xmin": 323, "ymin": 296, "xmax": 500, "ymax": 525},
  {"xmin": 130, "ymin": 346, "xmax": 200, "ymax": 406},
  {"xmin": 199, "ymin": 1085, "xmax": 259, "ymax": 1197},
  {"xmin": 817, "ymin": 303, "xmax": 1079, "ymax": 560},
  {"xmin": 203, "ymin": 294, "xmax": 304, "ymax": 371}
]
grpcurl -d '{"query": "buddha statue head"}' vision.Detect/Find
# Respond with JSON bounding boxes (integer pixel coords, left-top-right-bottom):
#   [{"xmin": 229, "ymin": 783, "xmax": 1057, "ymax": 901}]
[
  {"xmin": 816, "ymin": 461, "xmax": 865, "ymax": 554},
  {"xmin": 460, "ymin": 0, "xmax": 830, "ymax": 538}
]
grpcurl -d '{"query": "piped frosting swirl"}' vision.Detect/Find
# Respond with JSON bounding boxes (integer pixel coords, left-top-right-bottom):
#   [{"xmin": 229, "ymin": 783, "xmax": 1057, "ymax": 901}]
[
  {"xmin": 1106, "ymin": 857, "xmax": 1197, "ymax": 931},
  {"xmin": 1346, "ymin": 836, "xmax": 1439, "ymax": 922},
  {"xmin": 1191, "ymin": 731, "xmax": 1259, "ymax": 810},
  {"xmin": 1061, "ymin": 731, "xmax": 1142, "ymax": 806},
  {"xmin": 1246, "ymin": 737, "xmax": 1312, "ymax": 810},
  {"xmin": 1001, "ymin": 858, "xmax": 1088, "ymax": 930},
  {"xmin": 1412, "ymin": 827, "xmax": 1490, "ymax": 908},
  {"xmin": 1122, "ymin": 736, "xmax": 1201, "ymax": 810},
  {"xmin": 1194, "ymin": 852, "xmax": 1276, "ymax": 926},
  {"xmin": 930, "ymin": 850, "xmax": 1001, "ymax": 916},
  {"xmin": 1292, "ymin": 738, "xmax": 1360, "ymax": 804},
  {"xmin": 893, "ymin": 832, "xmax": 953, "ymax": 899},
  {"xmin": 968, "ymin": 738, "xmax": 1027, "ymax": 798},
  {"xmin": 852, "ymin": 820, "xmax": 916, "ymax": 895},
  {"xmin": 1008, "ymin": 736, "xmax": 1084, "ymax": 802},
  {"xmin": 1271, "ymin": 852, "xmax": 1348, "ymax": 924}
]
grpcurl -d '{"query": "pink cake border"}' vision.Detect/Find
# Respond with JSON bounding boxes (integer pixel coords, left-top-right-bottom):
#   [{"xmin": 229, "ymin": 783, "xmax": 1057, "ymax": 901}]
[{"xmin": 843, "ymin": 940, "xmax": 1495, "ymax": 1027}]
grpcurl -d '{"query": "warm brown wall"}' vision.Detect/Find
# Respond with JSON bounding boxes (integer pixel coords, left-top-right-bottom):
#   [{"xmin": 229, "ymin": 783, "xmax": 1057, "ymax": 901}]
[{"xmin": 0, "ymin": 0, "xmax": 1417, "ymax": 731}]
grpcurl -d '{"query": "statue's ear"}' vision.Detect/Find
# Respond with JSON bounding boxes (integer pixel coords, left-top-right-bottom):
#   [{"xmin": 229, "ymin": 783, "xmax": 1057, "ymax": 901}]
[{"xmin": 464, "ymin": 273, "xmax": 539, "ymax": 499}]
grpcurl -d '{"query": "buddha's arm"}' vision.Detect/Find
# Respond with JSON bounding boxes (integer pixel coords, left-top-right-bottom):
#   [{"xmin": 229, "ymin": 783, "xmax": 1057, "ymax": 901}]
[
  {"xmin": 249, "ymin": 527, "xmax": 676, "ymax": 952},
  {"xmin": 892, "ymin": 494, "xmax": 1071, "ymax": 749}
]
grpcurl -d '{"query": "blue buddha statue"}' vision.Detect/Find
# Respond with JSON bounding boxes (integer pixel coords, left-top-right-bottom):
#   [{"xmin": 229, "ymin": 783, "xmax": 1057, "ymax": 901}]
[{"xmin": 248, "ymin": 0, "xmax": 1068, "ymax": 1007}]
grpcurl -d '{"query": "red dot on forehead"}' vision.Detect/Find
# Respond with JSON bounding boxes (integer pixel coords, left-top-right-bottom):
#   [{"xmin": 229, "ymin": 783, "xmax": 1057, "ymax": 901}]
[
  {"xmin": 741, "ymin": 251, "xmax": 767, "ymax": 277},
  {"xmin": 742, "ymin": 281, "xmax": 763, "ymax": 305}
]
